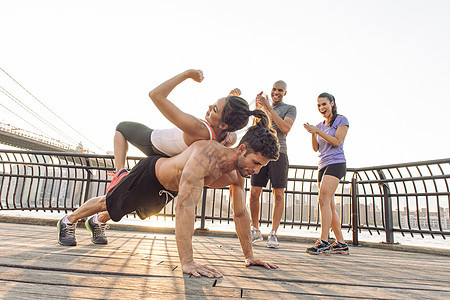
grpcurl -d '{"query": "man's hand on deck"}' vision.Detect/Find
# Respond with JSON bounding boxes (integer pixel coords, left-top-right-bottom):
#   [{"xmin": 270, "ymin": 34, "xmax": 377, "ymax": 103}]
[
  {"xmin": 245, "ymin": 258, "xmax": 278, "ymax": 269},
  {"xmin": 182, "ymin": 261, "xmax": 223, "ymax": 278}
]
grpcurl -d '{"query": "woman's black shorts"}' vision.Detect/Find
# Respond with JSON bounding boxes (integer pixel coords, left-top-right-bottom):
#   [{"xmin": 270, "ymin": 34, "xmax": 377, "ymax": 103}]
[{"xmin": 318, "ymin": 162, "xmax": 347, "ymax": 182}]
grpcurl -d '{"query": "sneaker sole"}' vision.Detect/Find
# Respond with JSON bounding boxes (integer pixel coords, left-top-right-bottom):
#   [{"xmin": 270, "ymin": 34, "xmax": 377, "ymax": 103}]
[
  {"xmin": 85, "ymin": 219, "xmax": 94, "ymax": 238},
  {"xmin": 330, "ymin": 250, "xmax": 349, "ymax": 255},
  {"xmin": 305, "ymin": 249, "xmax": 329, "ymax": 255},
  {"xmin": 58, "ymin": 240, "xmax": 77, "ymax": 246},
  {"xmin": 266, "ymin": 244, "xmax": 279, "ymax": 248}
]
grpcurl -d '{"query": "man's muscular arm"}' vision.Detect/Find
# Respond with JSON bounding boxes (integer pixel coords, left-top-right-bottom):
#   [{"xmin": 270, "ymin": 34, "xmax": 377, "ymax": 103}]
[
  {"xmin": 230, "ymin": 178, "xmax": 253, "ymax": 259},
  {"xmin": 175, "ymin": 149, "xmax": 223, "ymax": 278},
  {"xmin": 230, "ymin": 176, "xmax": 278, "ymax": 269}
]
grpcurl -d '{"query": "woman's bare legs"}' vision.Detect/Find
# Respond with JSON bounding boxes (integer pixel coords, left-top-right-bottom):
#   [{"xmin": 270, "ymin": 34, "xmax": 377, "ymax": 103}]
[
  {"xmin": 113, "ymin": 131, "xmax": 128, "ymax": 171},
  {"xmin": 318, "ymin": 175, "xmax": 344, "ymax": 243},
  {"xmin": 330, "ymin": 194, "xmax": 345, "ymax": 243}
]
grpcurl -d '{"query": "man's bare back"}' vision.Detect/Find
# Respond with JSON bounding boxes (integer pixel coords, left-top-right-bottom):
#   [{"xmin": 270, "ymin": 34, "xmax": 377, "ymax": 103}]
[{"xmin": 156, "ymin": 140, "xmax": 266, "ymax": 191}]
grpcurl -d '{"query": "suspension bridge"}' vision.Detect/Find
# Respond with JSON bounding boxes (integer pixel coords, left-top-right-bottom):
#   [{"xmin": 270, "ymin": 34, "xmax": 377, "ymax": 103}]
[
  {"xmin": 0, "ymin": 66, "xmax": 104, "ymax": 153},
  {"xmin": 0, "ymin": 122, "xmax": 79, "ymax": 152}
]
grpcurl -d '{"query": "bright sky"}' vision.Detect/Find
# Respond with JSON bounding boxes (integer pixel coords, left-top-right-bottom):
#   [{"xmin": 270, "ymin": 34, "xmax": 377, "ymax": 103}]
[{"xmin": 1, "ymin": 0, "xmax": 449, "ymax": 168}]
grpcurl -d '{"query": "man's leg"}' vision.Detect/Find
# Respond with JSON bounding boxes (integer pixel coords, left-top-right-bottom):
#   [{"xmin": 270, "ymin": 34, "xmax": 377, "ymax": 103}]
[
  {"xmin": 266, "ymin": 188, "xmax": 284, "ymax": 248},
  {"xmin": 97, "ymin": 210, "xmax": 112, "ymax": 223},
  {"xmin": 266, "ymin": 153, "xmax": 288, "ymax": 248},
  {"xmin": 249, "ymin": 186, "xmax": 263, "ymax": 229},
  {"xmin": 67, "ymin": 196, "xmax": 107, "ymax": 223},
  {"xmin": 249, "ymin": 186, "xmax": 263, "ymax": 243},
  {"xmin": 270, "ymin": 187, "xmax": 285, "ymax": 233}
]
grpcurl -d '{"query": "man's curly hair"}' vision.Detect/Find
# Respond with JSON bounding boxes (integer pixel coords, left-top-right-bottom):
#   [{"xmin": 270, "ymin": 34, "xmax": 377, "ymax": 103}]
[{"xmin": 238, "ymin": 121, "xmax": 279, "ymax": 161}]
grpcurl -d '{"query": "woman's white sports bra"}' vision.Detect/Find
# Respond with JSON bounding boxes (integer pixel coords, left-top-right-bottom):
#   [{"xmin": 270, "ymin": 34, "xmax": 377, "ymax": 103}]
[{"xmin": 150, "ymin": 120, "xmax": 230, "ymax": 157}]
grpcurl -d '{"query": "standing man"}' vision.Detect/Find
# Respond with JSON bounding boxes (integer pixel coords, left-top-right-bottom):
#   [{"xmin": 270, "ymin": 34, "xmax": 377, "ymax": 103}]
[{"xmin": 249, "ymin": 80, "xmax": 297, "ymax": 248}]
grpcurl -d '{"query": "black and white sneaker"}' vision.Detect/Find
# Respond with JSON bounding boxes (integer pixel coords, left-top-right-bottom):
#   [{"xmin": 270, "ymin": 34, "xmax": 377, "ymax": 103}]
[
  {"xmin": 85, "ymin": 215, "xmax": 109, "ymax": 244},
  {"xmin": 57, "ymin": 217, "xmax": 77, "ymax": 246}
]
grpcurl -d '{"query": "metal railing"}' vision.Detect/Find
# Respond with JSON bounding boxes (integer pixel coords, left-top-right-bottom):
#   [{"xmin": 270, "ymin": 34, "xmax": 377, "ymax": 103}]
[
  {"xmin": 1, "ymin": 149, "xmax": 449, "ymax": 245},
  {"xmin": 352, "ymin": 160, "xmax": 450, "ymax": 243}
]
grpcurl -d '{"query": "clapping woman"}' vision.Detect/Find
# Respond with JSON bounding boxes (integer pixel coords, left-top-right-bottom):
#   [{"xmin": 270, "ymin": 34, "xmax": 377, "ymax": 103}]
[{"xmin": 303, "ymin": 92, "xmax": 350, "ymax": 255}]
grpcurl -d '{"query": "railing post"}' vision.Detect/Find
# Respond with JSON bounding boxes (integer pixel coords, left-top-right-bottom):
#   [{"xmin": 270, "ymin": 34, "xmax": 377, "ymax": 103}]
[
  {"xmin": 378, "ymin": 170, "xmax": 394, "ymax": 243},
  {"xmin": 83, "ymin": 158, "xmax": 91, "ymax": 205},
  {"xmin": 199, "ymin": 187, "xmax": 208, "ymax": 230},
  {"xmin": 351, "ymin": 177, "xmax": 359, "ymax": 246}
]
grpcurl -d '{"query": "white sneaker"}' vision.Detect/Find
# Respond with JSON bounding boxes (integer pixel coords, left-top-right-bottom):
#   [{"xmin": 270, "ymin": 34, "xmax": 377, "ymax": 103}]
[
  {"xmin": 266, "ymin": 231, "xmax": 279, "ymax": 248},
  {"xmin": 251, "ymin": 226, "xmax": 263, "ymax": 244}
]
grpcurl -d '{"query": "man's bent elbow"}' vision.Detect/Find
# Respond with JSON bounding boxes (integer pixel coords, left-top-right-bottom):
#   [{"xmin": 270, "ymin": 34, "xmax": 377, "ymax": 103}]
[{"xmin": 280, "ymin": 125, "xmax": 293, "ymax": 135}]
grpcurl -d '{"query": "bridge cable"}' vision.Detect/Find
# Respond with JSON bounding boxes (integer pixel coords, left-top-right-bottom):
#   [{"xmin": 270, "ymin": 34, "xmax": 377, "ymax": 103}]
[
  {"xmin": 0, "ymin": 102, "xmax": 50, "ymax": 137},
  {"xmin": 0, "ymin": 67, "xmax": 105, "ymax": 152},
  {"xmin": 0, "ymin": 85, "xmax": 79, "ymax": 145}
]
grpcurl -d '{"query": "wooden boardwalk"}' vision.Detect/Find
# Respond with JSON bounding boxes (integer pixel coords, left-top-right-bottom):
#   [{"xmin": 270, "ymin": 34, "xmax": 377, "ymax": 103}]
[{"xmin": 0, "ymin": 222, "xmax": 449, "ymax": 299}]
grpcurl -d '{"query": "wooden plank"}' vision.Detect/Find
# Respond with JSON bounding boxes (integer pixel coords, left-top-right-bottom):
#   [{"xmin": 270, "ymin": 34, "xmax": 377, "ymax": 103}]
[
  {"xmin": 0, "ymin": 222, "xmax": 449, "ymax": 299},
  {"xmin": 0, "ymin": 267, "xmax": 240, "ymax": 299}
]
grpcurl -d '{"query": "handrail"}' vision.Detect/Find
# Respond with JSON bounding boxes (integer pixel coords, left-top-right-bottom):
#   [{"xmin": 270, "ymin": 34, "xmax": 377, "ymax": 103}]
[{"xmin": 1, "ymin": 149, "xmax": 449, "ymax": 245}]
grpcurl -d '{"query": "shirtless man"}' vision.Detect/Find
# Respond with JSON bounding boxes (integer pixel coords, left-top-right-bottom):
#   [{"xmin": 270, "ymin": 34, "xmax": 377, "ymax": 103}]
[{"xmin": 57, "ymin": 120, "xmax": 280, "ymax": 278}]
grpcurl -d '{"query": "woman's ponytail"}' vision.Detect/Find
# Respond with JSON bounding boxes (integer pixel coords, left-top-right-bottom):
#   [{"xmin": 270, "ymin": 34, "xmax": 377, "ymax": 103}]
[{"xmin": 250, "ymin": 109, "xmax": 269, "ymax": 128}]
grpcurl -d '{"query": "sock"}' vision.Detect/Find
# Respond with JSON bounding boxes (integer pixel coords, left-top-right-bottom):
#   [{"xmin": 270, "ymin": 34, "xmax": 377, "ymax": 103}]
[
  {"xmin": 62, "ymin": 216, "xmax": 72, "ymax": 225},
  {"xmin": 338, "ymin": 241, "xmax": 347, "ymax": 246},
  {"xmin": 92, "ymin": 214, "xmax": 104, "ymax": 225}
]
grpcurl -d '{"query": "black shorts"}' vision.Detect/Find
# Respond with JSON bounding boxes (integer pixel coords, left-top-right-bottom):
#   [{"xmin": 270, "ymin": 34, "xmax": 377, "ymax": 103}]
[
  {"xmin": 251, "ymin": 152, "xmax": 289, "ymax": 189},
  {"xmin": 116, "ymin": 121, "xmax": 166, "ymax": 156},
  {"xmin": 106, "ymin": 155, "xmax": 177, "ymax": 221},
  {"xmin": 318, "ymin": 163, "xmax": 347, "ymax": 182}
]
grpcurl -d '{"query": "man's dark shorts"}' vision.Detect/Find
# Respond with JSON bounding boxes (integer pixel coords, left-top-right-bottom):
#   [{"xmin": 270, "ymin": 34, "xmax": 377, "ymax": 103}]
[
  {"xmin": 318, "ymin": 162, "xmax": 347, "ymax": 182},
  {"xmin": 251, "ymin": 152, "xmax": 289, "ymax": 189},
  {"xmin": 106, "ymin": 155, "xmax": 177, "ymax": 221}
]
